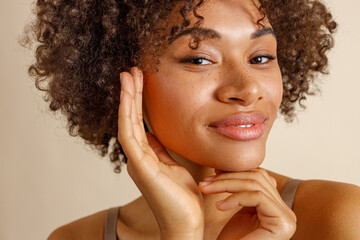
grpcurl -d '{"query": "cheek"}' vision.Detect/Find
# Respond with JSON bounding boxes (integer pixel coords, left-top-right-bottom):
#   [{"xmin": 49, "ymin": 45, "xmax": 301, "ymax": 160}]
[
  {"xmin": 143, "ymin": 71, "xmax": 210, "ymax": 149},
  {"xmin": 264, "ymin": 69, "xmax": 283, "ymax": 112}
]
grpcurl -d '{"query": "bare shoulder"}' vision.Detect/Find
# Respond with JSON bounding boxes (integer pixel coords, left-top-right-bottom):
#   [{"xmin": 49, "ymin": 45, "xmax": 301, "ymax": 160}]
[
  {"xmin": 292, "ymin": 179, "xmax": 360, "ymax": 240},
  {"xmin": 47, "ymin": 208, "xmax": 109, "ymax": 240},
  {"xmin": 46, "ymin": 196, "xmax": 158, "ymax": 240}
]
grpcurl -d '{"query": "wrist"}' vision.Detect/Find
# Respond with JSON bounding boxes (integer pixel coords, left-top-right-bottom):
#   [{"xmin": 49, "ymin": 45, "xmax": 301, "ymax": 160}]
[
  {"xmin": 160, "ymin": 220, "xmax": 204, "ymax": 240},
  {"xmin": 161, "ymin": 229, "xmax": 204, "ymax": 240}
]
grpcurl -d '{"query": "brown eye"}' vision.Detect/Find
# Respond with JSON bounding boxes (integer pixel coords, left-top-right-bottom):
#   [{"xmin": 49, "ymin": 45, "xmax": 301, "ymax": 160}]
[
  {"xmin": 190, "ymin": 58, "xmax": 211, "ymax": 65},
  {"xmin": 181, "ymin": 56, "xmax": 213, "ymax": 65},
  {"xmin": 250, "ymin": 55, "xmax": 275, "ymax": 64}
]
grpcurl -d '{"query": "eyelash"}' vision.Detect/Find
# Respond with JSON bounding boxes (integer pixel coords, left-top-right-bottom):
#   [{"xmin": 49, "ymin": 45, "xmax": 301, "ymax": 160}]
[
  {"xmin": 249, "ymin": 55, "xmax": 276, "ymax": 64},
  {"xmin": 181, "ymin": 55, "xmax": 276, "ymax": 65},
  {"xmin": 180, "ymin": 56, "xmax": 213, "ymax": 65}
]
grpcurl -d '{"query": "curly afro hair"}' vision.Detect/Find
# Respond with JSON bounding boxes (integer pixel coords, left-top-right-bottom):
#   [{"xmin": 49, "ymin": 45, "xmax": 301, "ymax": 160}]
[{"xmin": 23, "ymin": 0, "xmax": 337, "ymax": 172}]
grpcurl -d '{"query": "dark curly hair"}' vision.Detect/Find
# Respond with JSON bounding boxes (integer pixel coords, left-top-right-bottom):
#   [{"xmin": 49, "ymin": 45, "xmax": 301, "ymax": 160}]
[{"xmin": 23, "ymin": 0, "xmax": 337, "ymax": 172}]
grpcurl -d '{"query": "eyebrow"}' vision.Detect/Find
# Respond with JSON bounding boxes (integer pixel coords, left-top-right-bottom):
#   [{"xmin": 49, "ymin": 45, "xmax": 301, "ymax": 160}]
[
  {"xmin": 250, "ymin": 27, "xmax": 277, "ymax": 40},
  {"xmin": 168, "ymin": 27, "xmax": 277, "ymax": 44}
]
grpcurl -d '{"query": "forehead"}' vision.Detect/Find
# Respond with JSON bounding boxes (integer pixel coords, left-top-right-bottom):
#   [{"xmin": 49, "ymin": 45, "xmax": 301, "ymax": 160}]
[
  {"xmin": 167, "ymin": 0, "xmax": 271, "ymax": 45},
  {"xmin": 199, "ymin": 0, "xmax": 265, "ymax": 26}
]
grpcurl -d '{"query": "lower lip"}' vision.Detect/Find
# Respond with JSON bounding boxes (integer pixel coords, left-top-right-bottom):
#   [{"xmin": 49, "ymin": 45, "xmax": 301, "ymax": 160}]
[{"xmin": 210, "ymin": 123, "xmax": 265, "ymax": 141}]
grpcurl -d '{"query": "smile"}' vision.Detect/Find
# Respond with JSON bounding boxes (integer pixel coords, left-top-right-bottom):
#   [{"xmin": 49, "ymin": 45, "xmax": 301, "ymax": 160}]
[{"xmin": 209, "ymin": 113, "xmax": 266, "ymax": 141}]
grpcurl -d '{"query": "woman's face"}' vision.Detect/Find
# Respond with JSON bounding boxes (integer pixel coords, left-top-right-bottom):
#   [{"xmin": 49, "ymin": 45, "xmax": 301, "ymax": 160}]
[{"xmin": 143, "ymin": 0, "xmax": 282, "ymax": 171}]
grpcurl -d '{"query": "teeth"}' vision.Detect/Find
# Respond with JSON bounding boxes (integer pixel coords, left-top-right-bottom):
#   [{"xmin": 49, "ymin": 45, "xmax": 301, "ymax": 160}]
[{"xmin": 235, "ymin": 124, "xmax": 254, "ymax": 128}]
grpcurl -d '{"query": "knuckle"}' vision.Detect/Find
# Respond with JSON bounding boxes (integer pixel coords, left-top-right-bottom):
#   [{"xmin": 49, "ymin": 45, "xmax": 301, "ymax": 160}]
[
  {"xmin": 282, "ymin": 219, "xmax": 297, "ymax": 236},
  {"xmin": 247, "ymin": 178, "xmax": 258, "ymax": 186},
  {"xmin": 252, "ymin": 189, "xmax": 265, "ymax": 198},
  {"xmin": 247, "ymin": 179, "xmax": 261, "ymax": 189},
  {"xmin": 252, "ymin": 171, "xmax": 263, "ymax": 179}
]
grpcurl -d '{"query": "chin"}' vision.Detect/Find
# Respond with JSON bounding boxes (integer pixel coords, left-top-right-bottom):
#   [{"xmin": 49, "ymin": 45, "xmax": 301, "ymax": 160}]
[
  {"xmin": 184, "ymin": 144, "xmax": 266, "ymax": 172},
  {"xmin": 211, "ymin": 154, "xmax": 265, "ymax": 172}
]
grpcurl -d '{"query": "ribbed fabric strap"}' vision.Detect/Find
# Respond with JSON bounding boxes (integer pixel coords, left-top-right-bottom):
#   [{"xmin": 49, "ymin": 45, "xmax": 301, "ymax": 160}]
[
  {"xmin": 104, "ymin": 207, "xmax": 120, "ymax": 240},
  {"xmin": 280, "ymin": 179, "xmax": 302, "ymax": 209}
]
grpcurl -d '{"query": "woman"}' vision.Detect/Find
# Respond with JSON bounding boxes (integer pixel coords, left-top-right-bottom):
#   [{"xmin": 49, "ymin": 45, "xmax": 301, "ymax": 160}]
[{"xmin": 25, "ymin": 0, "xmax": 360, "ymax": 239}]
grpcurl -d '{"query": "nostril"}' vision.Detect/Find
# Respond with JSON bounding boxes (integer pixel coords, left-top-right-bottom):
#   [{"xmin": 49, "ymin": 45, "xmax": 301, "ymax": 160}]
[{"xmin": 229, "ymin": 98, "xmax": 245, "ymax": 102}]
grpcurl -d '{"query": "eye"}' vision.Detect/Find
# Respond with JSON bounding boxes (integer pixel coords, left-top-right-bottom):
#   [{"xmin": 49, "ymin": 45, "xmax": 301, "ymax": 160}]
[
  {"xmin": 181, "ymin": 56, "xmax": 213, "ymax": 65},
  {"xmin": 249, "ymin": 55, "xmax": 275, "ymax": 64}
]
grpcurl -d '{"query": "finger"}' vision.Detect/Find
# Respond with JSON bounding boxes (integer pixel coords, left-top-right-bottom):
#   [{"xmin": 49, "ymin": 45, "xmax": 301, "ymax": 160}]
[
  {"xmin": 117, "ymin": 86, "xmax": 144, "ymax": 161},
  {"xmin": 202, "ymin": 171, "xmax": 281, "ymax": 203},
  {"xmin": 199, "ymin": 178, "xmax": 275, "ymax": 199},
  {"xmin": 216, "ymin": 190, "xmax": 279, "ymax": 214},
  {"xmin": 122, "ymin": 71, "xmax": 145, "ymax": 143},
  {"xmin": 118, "ymin": 78, "xmax": 162, "ymax": 179},
  {"xmin": 131, "ymin": 67, "xmax": 147, "ymax": 141}
]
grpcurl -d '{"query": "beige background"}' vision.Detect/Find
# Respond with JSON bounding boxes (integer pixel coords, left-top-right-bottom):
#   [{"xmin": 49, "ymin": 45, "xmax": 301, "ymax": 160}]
[{"xmin": 1, "ymin": 0, "xmax": 359, "ymax": 239}]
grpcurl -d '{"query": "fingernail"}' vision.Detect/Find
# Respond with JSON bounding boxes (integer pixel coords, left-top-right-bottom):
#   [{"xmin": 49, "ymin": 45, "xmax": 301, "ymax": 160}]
[
  {"xmin": 199, "ymin": 181, "xmax": 211, "ymax": 187},
  {"xmin": 216, "ymin": 200, "xmax": 225, "ymax": 205},
  {"xmin": 203, "ymin": 176, "xmax": 215, "ymax": 182}
]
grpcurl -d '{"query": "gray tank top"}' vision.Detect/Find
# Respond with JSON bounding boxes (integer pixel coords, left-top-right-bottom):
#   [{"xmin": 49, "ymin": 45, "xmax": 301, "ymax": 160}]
[{"xmin": 103, "ymin": 179, "xmax": 303, "ymax": 240}]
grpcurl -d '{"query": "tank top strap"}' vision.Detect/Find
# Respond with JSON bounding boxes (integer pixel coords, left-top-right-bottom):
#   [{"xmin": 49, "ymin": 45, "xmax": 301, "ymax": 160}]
[
  {"xmin": 280, "ymin": 179, "xmax": 303, "ymax": 209},
  {"xmin": 104, "ymin": 206, "xmax": 121, "ymax": 240}
]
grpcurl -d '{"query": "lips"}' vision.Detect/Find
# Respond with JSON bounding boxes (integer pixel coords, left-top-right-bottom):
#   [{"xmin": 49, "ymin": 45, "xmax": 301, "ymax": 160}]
[{"xmin": 208, "ymin": 113, "xmax": 266, "ymax": 141}]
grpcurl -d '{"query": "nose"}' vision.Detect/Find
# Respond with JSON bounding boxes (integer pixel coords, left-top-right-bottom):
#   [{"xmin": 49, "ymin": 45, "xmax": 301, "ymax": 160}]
[{"xmin": 216, "ymin": 69, "xmax": 263, "ymax": 106}]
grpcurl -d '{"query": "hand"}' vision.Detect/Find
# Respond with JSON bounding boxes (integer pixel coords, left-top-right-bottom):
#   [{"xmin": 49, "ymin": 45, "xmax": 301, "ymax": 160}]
[
  {"xmin": 117, "ymin": 67, "xmax": 204, "ymax": 239},
  {"xmin": 199, "ymin": 168, "xmax": 297, "ymax": 240}
]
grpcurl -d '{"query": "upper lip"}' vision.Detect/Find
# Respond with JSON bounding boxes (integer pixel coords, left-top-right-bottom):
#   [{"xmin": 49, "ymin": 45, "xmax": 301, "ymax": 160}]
[{"xmin": 209, "ymin": 113, "xmax": 267, "ymax": 127}]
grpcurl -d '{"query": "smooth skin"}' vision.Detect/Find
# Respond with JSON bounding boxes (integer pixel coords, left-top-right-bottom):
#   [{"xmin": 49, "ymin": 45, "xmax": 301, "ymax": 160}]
[{"xmin": 48, "ymin": 0, "xmax": 360, "ymax": 239}]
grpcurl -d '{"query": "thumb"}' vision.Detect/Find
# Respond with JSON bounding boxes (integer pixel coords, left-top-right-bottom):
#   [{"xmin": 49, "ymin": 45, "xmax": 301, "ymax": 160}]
[{"xmin": 146, "ymin": 132, "xmax": 180, "ymax": 166}]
